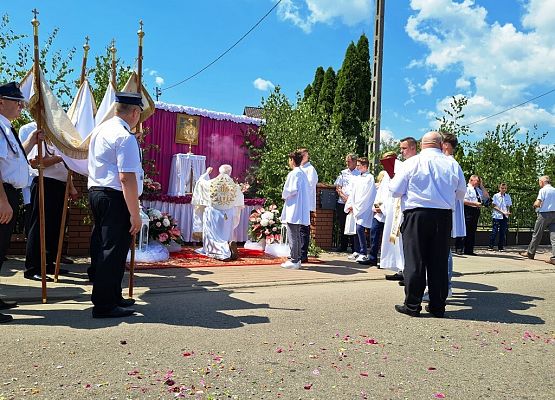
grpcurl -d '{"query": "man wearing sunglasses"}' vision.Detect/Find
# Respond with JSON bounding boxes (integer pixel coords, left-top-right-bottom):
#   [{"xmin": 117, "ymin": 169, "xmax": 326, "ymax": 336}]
[{"xmin": 0, "ymin": 82, "xmax": 41, "ymax": 323}]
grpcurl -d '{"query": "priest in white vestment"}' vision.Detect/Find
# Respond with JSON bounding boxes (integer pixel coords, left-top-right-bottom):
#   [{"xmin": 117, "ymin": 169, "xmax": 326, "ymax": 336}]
[
  {"xmin": 191, "ymin": 165, "xmax": 244, "ymax": 260},
  {"xmin": 380, "ymin": 157, "xmax": 405, "ymax": 273}
]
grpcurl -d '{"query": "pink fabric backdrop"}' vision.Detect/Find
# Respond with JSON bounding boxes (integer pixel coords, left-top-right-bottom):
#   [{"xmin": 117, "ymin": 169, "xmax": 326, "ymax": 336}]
[{"xmin": 143, "ymin": 109, "xmax": 259, "ymax": 193}]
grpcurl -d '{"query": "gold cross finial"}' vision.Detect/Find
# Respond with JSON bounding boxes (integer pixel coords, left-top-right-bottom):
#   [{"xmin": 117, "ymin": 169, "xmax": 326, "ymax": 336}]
[
  {"xmin": 32, "ymin": 8, "xmax": 39, "ymax": 19},
  {"xmin": 139, "ymin": 20, "xmax": 144, "ymax": 31},
  {"xmin": 85, "ymin": 35, "xmax": 90, "ymax": 45}
]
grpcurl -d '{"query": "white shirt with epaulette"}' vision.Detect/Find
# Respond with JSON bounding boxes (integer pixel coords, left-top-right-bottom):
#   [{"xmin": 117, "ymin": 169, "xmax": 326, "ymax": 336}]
[
  {"xmin": 0, "ymin": 113, "xmax": 34, "ymax": 188},
  {"xmin": 87, "ymin": 116, "xmax": 144, "ymax": 195}
]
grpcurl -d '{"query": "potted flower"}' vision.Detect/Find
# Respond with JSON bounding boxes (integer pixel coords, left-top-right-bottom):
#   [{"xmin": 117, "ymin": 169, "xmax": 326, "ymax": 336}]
[{"xmin": 146, "ymin": 208, "xmax": 185, "ymax": 249}]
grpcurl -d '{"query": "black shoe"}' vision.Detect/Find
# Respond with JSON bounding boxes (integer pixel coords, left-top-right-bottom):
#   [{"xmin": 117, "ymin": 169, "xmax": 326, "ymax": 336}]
[
  {"xmin": 394, "ymin": 304, "xmax": 420, "ymax": 317},
  {"xmin": 488, "ymin": 247, "xmax": 494, "ymax": 251},
  {"xmin": 464, "ymin": 252, "xmax": 478, "ymax": 256},
  {"xmin": 0, "ymin": 313, "xmax": 13, "ymax": 323},
  {"xmin": 301, "ymin": 258, "xmax": 309, "ymax": 263},
  {"xmin": 60, "ymin": 256, "xmax": 74, "ymax": 264},
  {"xmin": 385, "ymin": 272, "xmax": 403, "ymax": 281},
  {"xmin": 118, "ymin": 298, "xmax": 136, "ymax": 308},
  {"xmin": 455, "ymin": 249, "xmax": 463, "ymax": 255},
  {"xmin": 425, "ymin": 305, "xmax": 445, "ymax": 318},
  {"xmin": 519, "ymin": 251, "xmax": 534, "ymax": 259},
  {"xmin": 357, "ymin": 259, "xmax": 377, "ymax": 266},
  {"xmin": 92, "ymin": 306, "xmax": 136, "ymax": 319},
  {"xmin": 398, "ymin": 280, "xmax": 405, "ymax": 286},
  {"xmin": 0, "ymin": 299, "xmax": 17, "ymax": 310},
  {"xmin": 24, "ymin": 274, "xmax": 54, "ymax": 282}
]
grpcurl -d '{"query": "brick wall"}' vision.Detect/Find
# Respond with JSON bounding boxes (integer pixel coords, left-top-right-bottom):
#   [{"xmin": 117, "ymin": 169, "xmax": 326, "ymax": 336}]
[
  {"xmin": 66, "ymin": 174, "xmax": 92, "ymax": 256},
  {"xmin": 312, "ymin": 183, "xmax": 336, "ymax": 250}
]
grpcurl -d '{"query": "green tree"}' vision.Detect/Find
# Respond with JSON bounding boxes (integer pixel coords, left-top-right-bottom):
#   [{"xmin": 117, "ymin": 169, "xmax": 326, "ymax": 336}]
[
  {"xmin": 317, "ymin": 66, "xmax": 336, "ymax": 124},
  {"xmin": 355, "ymin": 34, "xmax": 371, "ymax": 124},
  {"xmin": 245, "ymin": 87, "xmax": 355, "ymax": 205},
  {"xmin": 88, "ymin": 44, "xmax": 133, "ymax": 106},
  {"xmin": 333, "ymin": 42, "xmax": 362, "ymax": 152},
  {"xmin": 310, "ymin": 66, "xmax": 325, "ymax": 105}
]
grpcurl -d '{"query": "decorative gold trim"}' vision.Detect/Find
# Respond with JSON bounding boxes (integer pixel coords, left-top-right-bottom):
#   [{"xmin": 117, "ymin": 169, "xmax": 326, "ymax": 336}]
[{"xmin": 175, "ymin": 113, "xmax": 200, "ymax": 146}]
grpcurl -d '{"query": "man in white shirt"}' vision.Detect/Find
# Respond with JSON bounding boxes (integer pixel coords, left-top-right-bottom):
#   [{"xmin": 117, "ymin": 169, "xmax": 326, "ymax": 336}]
[
  {"xmin": 334, "ymin": 154, "xmax": 360, "ymax": 252},
  {"xmin": 281, "ymin": 150, "xmax": 311, "ymax": 270},
  {"xmin": 489, "ymin": 183, "xmax": 512, "ymax": 251},
  {"xmin": 0, "ymin": 82, "xmax": 40, "ymax": 323},
  {"xmin": 87, "ymin": 92, "xmax": 144, "ymax": 318},
  {"xmin": 390, "ymin": 131, "xmax": 466, "ymax": 318},
  {"xmin": 520, "ymin": 176, "xmax": 555, "ymax": 264},
  {"xmin": 299, "ymin": 148, "xmax": 318, "ymax": 262}
]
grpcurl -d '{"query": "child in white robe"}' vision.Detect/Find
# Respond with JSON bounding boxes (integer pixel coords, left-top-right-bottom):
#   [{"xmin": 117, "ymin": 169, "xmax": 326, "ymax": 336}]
[{"xmin": 280, "ymin": 151, "xmax": 311, "ymax": 269}]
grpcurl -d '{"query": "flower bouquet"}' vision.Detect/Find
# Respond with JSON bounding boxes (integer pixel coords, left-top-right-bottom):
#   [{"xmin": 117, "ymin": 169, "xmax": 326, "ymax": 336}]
[
  {"xmin": 146, "ymin": 208, "xmax": 185, "ymax": 246},
  {"xmin": 248, "ymin": 204, "xmax": 282, "ymax": 244},
  {"xmin": 143, "ymin": 177, "xmax": 162, "ymax": 194}
]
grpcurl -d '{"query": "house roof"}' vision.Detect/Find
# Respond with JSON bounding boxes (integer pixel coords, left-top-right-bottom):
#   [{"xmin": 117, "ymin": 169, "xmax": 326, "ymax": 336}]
[{"xmin": 243, "ymin": 106, "xmax": 264, "ymax": 119}]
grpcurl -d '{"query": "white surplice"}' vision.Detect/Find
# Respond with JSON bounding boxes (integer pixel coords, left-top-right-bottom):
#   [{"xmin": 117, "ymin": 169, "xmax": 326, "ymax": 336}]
[
  {"xmin": 344, "ymin": 173, "xmax": 377, "ymax": 228},
  {"xmin": 281, "ymin": 167, "xmax": 311, "ymax": 225},
  {"xmin": 380, "ymin": 161, "xmax": 405, "ymax": 272}
]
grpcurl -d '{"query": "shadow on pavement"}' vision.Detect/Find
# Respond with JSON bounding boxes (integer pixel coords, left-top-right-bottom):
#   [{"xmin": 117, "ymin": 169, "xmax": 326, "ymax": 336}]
[
  {"xmin": 6, "ymin": 267, "xmax": 275, "ymax": 330},
  {"xmin": 446, "ymin": 281, "xmax": 545, "ymax": 324}
]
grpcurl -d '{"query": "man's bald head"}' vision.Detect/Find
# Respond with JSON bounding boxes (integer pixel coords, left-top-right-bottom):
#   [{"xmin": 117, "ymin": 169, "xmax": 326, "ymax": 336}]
[{"xmin": 421, "ymin": 131, "xmax": 442, "ymax": 149}]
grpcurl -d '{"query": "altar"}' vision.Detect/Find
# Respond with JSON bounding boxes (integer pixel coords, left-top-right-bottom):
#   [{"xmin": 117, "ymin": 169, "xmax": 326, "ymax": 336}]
[
  {"xmin": 141, "ymin": 195, "xmax": 264, "ymax": 242},
  {"xmin": 167, "ymin": 153, "xmax": 206, "ymax": 195}
]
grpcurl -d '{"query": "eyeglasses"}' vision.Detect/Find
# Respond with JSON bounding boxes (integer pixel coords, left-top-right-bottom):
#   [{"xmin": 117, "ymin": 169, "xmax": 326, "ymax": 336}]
[{"xmin": 0, "ymin": 97, "xmax": 26, "ymax": 107}]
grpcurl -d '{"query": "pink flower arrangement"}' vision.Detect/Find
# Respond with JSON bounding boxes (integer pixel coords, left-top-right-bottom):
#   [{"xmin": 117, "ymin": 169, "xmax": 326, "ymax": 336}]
[
  {"xmin": 248, "ymin": 204, "xmax": 283, "ymax": 244},
  {"xmin": 143, "ymin": 177, "xmax": 162, "ymax": 194},
  {"xmin": 145, "ymin": 208, "xmax": 184, "ymax": 245}
]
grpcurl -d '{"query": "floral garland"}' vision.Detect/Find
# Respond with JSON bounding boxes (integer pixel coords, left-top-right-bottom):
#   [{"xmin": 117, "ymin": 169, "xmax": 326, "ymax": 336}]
[{"xmin": 141, "ymin": 193, "xmax": 265, "ymax": 206}]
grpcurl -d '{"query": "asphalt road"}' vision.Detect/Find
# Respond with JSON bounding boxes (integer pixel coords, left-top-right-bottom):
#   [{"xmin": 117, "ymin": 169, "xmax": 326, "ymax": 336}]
[{"xmin": 1, "ymin": 269, "xmax": 554, "ymax": 399}]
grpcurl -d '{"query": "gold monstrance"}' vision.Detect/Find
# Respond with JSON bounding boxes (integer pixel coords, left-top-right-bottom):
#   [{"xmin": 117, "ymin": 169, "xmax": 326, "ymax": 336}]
[{"xmin": 182, "ymin": 117, "xmax": 197, "ymax": 154}]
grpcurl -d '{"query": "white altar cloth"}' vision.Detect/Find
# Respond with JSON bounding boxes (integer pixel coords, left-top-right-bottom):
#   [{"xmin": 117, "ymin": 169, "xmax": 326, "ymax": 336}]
[
  {"xmin": 167, "ymin": 153, "xmax": 206, "ymax": 195},
  {"xmin": 142, "ymin": 200, "xmax": 254, "ymax": 242}
]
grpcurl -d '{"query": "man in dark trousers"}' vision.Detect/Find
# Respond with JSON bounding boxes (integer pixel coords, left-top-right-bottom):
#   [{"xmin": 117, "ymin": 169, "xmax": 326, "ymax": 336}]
[
  {"xmin": 389, "ymin": 131, "xmax": 466, "ymax": 318},
  {"xmin": 87, "ymin": 92, "xmax": 144, "ymax": 318},
  {"xmin": 0, "ymin": 82, "xmax": 40, "ymax": 323}
]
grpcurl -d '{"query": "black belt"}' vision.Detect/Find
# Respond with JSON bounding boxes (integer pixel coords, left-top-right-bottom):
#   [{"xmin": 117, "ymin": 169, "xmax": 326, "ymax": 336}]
[
  {"xmin": 2, "ymin": 182, "xmax": 16, "ymax": 191},
  {"xmin": 404, "ymin": 207, "xmax": 451, "ymax": 215},
  {"xmin": 89, "ymin": 186, "xmax": 120, "ymax": 192}
]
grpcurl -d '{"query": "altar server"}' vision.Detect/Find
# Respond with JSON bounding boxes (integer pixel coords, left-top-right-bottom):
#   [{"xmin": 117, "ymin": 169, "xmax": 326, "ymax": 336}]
[
  {"xmin": 192, "ymin": 164, "xmax": 244, "ymax": 260},
  {"xmin": 87, "ymin": 92, "xmax": 144, "ymax": 319},
  {"xmin": 299, "ymin": 148, "xmax": 318, "ymax": 262},
  {"xmin": 344, "ymin": 157, "xmax": 376, "ymax": 263},
  {"xmin": 0, "ymin": 82, "xmax": 39, "ymax": 323},
  {"xmin": 281, "ymin": 151, "xmax": 311, "ymax": 270}
]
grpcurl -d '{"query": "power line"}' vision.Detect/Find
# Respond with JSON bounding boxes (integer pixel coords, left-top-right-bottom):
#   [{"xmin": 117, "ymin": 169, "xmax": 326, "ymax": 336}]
[
  {"xmin": 465, "ymin": 88, "xmax": 555, "ymax": 127},
  {"xmin": 162, "ymin": 0, "xmax": 283, "ymax": 92}
]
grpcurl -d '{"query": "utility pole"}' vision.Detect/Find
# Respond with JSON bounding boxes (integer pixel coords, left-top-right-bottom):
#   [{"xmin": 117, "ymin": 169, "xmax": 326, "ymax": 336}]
[
  {"xmin": 155, "ymin": 87, "xmax": 162, "ymax": 101},
  {"xmin": 369, "ymin": 0, "xmax": 385, "ymax": 172}
]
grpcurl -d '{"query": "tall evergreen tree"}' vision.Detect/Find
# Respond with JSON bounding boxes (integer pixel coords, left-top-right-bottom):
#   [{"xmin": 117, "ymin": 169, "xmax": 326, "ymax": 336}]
[
  {"xmin": 355, "ymin": 34, "xmax": 372, "ymax": 123},
  {"xmin": 317, "ymin": 66, "xmax": 336, "ymax": 124},
  {"xmin": 311, "ymin": 66, "xmax": 325, "ymax": 104},
  {"xmin": 333, "ymin": 41, "xmax": 365, "ymax": 155},
  {"xmin": 303, "ymin": 83, "xmax": 313, "ymax": 101}
]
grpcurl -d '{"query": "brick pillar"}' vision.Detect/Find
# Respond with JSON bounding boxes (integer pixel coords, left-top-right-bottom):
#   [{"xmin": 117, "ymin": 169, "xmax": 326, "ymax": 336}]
[
  {"xmin": 312, "ymin": 183, "xmax": 336, "ymax": 250},
  {"xmin": 66, "ymin": 174, "xmax": 92, "ymax": 256}
]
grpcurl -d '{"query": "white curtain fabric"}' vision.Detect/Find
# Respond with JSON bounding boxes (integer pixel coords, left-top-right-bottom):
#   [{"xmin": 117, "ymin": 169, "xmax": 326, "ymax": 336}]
[
  {"xmin": 95, "ymin": 80, "xmax": 116, "ymax": 127},
  {"xmin": 167, "ymin": 154, "xmax": 207, "ymax": 195},
  {"xmin": 67, "ymin": 81, "xmax": 97, "ymax": 140},
  {"xmin": 141, "ymin": 200, "xmax": 255, "ymax": 242}
]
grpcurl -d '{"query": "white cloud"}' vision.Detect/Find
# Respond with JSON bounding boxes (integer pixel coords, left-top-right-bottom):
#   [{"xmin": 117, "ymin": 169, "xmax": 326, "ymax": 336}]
[
  {"xmin": 405, "ymin": 78, "xmax": 416, "ymax": 96},
  {"xmin": 277, "ymin": 0, "xmax": 372, "ymax": 33},
  {"xmin": 155, "ymin": 76, "xmax": 165, "ymax": 86},
  {"xmin": 406, "ymin": 0, "xmax": 555, "ymax": 133},
  {"xmin": 420, "ymin": 77, "xmax": 437, "ymax": 94},
  {"xmin": 253, "ymin": 78, "xmax": 275, "ymax": 91},
  {"xmin": 147, "ymin": 69, "xmax": 165, "ymax": 87},
  {"xmin": 380, "ymin": 129, "xmax": 395, "ymax": 143},
  {"xmin": 455, "ymin": 77, "xmax": 471, "ymax": 90}
]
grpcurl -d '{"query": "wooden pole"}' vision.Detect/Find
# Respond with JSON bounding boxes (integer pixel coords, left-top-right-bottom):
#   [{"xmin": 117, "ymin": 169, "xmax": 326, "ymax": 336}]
[
  {"xmin": 31, "ymin": 9, "xmax": 47, "ymax": 303},
  {"xmin": 129, "ymin": 20, "xmax": 145, "ymax": 299},
  {"xmin": 54, "ymin": 36, "xmax": 89, "ymax": 282},
  {"xmin": 110, "ymin": 39, "xmax": 117, "ymax": 89},
  {"xmin": 370, "ymin": 0, "xmax": 386, "ymax": 173}
]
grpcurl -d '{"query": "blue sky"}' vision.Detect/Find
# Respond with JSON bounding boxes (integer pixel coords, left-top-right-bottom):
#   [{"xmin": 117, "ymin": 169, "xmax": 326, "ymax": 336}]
[{"xmin": 3, "ymin": 0, "xmax": 555, "ymax": 144}]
